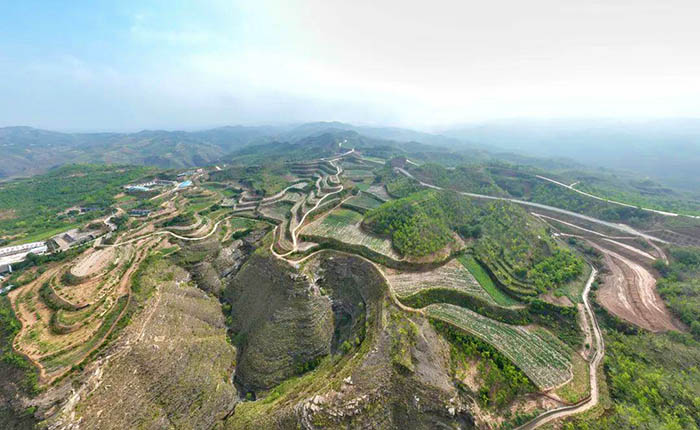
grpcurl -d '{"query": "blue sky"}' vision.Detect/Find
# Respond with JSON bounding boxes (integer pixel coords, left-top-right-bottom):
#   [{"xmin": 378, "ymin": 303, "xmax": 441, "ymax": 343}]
[{"xmin": 2, "ymin": 1, "xmax": 700, "ymax": 131}]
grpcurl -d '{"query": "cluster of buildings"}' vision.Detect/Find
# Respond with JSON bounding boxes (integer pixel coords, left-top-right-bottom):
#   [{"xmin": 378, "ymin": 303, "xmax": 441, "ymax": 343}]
[
  {"xmin": 128, "ymin": 209, "xmax": 152, "ymax": 217},
  {"xmin": 0, "ymin": 241, "xmax": 46, "ymax": 292},
  {"xmin": 124, "ymin": 179, "xmax": 176, "ymax": 193},
  {"xmin": 49, "ymin": 228, "xmax": 102, "ymax": 251},
  {"xmin": 0, "ymin": 241, "xmax": 49, "ymax": 267}
]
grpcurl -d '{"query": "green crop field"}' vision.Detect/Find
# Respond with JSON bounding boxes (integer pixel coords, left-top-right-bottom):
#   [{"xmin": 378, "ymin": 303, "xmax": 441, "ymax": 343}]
[
  {"xmin": 346, "ymin": 193, "xmax": 384, "ymax": 210},
  {"xmin": 318, "ymin": 207, "xmax": 363, "ymax": 226},
  {"xmin": 229, "ymin": 217, "xmax": 259, "ymax": 231},
  {"xmin": 427, "ymin": 303, "xmax": 572, "ymax": 390},
  {"xmin": 458, "ymin": 255, "xmax": 520, "ymax": 306}
]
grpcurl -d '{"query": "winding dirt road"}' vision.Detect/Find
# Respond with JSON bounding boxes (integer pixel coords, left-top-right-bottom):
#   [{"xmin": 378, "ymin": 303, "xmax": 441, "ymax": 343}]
[
  {"xmin": 516, "ymin": 267, "xmax": 603, "ymax": 430},
  {"xmin": 396, "ymin": 168, "xmax": 669, "ymax": 244},
  {"xmin": 273, "ymin": 159, "xmax": 345, "ymax": 256},
  {"xmin": 536, "ymin": 175, "xmax": 699, "ymax": 219}
]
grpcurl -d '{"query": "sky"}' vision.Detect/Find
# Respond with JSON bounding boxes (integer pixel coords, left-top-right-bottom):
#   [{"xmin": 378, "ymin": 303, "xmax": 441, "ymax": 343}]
[{"xmin": 1, "ymin": 0, "xmax": 700, "ymax": 131}]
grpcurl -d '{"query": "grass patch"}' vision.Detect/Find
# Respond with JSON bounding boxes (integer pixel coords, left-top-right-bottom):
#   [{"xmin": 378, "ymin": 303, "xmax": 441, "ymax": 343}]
[{"xmin": 459, "ymin": 255, "xmax": 519, "ymax": 306}]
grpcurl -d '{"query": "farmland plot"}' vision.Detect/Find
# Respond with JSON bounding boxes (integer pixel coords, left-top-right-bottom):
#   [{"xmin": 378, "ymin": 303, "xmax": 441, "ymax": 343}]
[
  {"xmin": 260, "ymin": 200, "xmax": 294, "ymax": 221},
  {"xmin": 301, "ymin": 208, "xmax": 399, "ymax": 259},
  {"xmin": 366, "ymin": 184, "xmax": 391, "ymax": 201},
  {"xmin": 343, "ymin": 169, "xmax": 375, "ymax": 179},
  {"xmin": 386, "ymin": 258, "xmax": 495, "ymax": 304},
  {"xmin": 427, "ymin": 303, "xmax": 572, "ymax": 390},
  {"xmin": 345, "ymin": 192, "xmax": 384, "ymax": 211},
  {"xmin": 458, "ymin": 255, "xmax": 520, "ymax": 306}
]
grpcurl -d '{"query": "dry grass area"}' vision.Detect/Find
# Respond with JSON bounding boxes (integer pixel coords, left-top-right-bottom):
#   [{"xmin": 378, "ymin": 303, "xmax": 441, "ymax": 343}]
[
  {"xmin": 385, "ymin": 258, "xmax": 496, "ymax": 304},
  {"xmin": 555, "ymin": 351, "xmax": 590, "ymax": 404}
]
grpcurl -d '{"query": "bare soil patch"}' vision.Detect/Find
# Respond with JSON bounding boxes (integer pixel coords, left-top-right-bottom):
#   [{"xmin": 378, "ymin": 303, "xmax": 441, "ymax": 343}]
[
  {"xmin": 70, "ymin": 247, "xmax": 116, "ymax": 277},
  {"xmin": 591, "ymin": 242, "xmax": 680, "ymax": 332},
  {"xmin": 0, "ymin": 209, "xmax": 17, "ymax": 220}
]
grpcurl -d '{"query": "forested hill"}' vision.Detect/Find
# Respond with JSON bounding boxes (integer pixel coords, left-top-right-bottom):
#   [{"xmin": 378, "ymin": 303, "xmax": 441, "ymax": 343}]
[
  {"xmin": 0, "ymin": 126, "xmax": 278, "ymax": 179},
  {"xmin": 0, "ymin": 124, "xmax": 447, "ymax": 180}
]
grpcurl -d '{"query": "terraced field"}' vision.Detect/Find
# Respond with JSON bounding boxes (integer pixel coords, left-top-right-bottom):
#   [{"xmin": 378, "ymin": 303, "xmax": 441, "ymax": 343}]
[
  {"xmin": 301, "ymin": 208, "xmax": 399, "ymax": 259},
  {"xmin": 9, "ymin": 236, "xmax": 162, "ymax": 383},
  {"xmin": 343, "ymin": 169, "xmax": 375, "ymax": 179},
  {"xmin": 458, "ymin": 255, "xmax": 520, "ymax": 306},
  {"xmin": 365, "ymin": 184, "xmax": 391, "ymax": 201},
  {"xmin": 259, "ymin": 200, "xmax": 294, "ymax": 221},
  {"xmin": 426, "ymin": 303, "xmax": 572, "ymax": 390},
  {"xmin": 345, "ymin": 192, "xmax": 384, "ymax": 211},
  {"xmin": 386, "ymin": 258, "xmax": 495, "ymax": 304}
]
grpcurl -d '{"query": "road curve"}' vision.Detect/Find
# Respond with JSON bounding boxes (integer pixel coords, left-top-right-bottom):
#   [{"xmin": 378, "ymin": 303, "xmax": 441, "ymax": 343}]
[
  {"xmin": 395, "ymin": 168, "xmax": 669, "ymax": 244},
  {"xmin": 516, "ymin": 266, "xmax": 603, "ymax": 430},
  {"xmin": 392, "ymin": 166, "xmax": 610, "ymax": 428},
  {"xmin": 535, "ymin": 175, "xmax": 699, "ymax": 219}
]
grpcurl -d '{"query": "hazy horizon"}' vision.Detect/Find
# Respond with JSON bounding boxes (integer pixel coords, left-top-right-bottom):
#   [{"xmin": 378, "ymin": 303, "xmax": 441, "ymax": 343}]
[{"xmin": 2, "ymin": 1, "xmax": 700, "ymax": 131}]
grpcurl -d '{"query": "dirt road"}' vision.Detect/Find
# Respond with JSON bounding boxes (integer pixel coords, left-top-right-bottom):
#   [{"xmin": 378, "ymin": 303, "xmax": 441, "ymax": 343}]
[
  {"xmin": 395, "ymin": 168, "xmax": 670, "ymax": 244},
  {"xmin": 535, "ymin": 175, "xmax": 700, "ymax": 219},
  {"xmin": 515, "ymin": 267, "xmax": 603, "ymax": 430}
]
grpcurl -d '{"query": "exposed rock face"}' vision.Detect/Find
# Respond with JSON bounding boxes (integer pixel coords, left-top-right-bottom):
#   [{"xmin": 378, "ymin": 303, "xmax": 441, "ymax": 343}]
[
  {"xmin": 186, "ymin": 234, "xmax": 261, "ymax": 296},
  {"xmin": 226, "ymin": 253, "xmax": 334, "ymax": 392},
  {"xmin": 0, "ymin": 296, "xmax": 39, "ymax": 430},
  {"xmin": 225, "ymin": 252, "xmax": 475, "ymax": 430}
]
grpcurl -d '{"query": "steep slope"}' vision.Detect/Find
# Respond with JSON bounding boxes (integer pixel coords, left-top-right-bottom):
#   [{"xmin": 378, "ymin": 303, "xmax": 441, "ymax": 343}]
[
  {"xmin": 226, "ymin": 252, "xmax": 334, "ymax": 393},
  {"xmin": 225, "ymin": 252, "xmax": 473, "ymax": 430},
  {"xmin": 41, "ymin": 258, "xmax": 238, "ymax": 430}
]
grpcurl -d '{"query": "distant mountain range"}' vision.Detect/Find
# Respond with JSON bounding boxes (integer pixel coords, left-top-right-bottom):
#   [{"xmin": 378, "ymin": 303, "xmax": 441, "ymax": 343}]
[
  {"xmin": 0, "ymin": 122, "xmax": 462, "ymax": 180},
  {"xmin": 2, "ymin": 119, "xmax": 699, "ymax": 191},
  {"xmin": 439, "ymin": 118, "xmax": 700, "ymax": 191}
]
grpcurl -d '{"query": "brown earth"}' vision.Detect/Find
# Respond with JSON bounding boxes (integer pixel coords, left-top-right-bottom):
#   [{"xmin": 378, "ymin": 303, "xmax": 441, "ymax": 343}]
[
  {"xmin": 541, "ymin": 292, "xmax": 574, "ymax": 307},
  {"xmin": 0, "ymin": 208, "xmax": 16, "ymax": 220},
  {"xmin": 70, "ymin": 247, "xmax": 116, "ymax": 277},
  {"xmin": 590, "ymin": 242, "xmax": 680, "ymax": 332}
]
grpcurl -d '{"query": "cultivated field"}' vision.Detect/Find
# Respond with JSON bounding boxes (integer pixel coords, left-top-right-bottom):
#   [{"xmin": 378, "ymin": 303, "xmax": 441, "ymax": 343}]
[
  {"xmin": 345, "ymin": 192, "xmax": 384, "ymax": 211},
  {"xmin": 301, "ymin": 208, "xmax": 399, "ymax": 259},
  {"xmin": 70, "ymin": 247, "xmax": 116, "ymax": 277},
  {"xmin": 385, "ymin": 258, "xmax": 495, "ymax": 303},
  {"xmin": 343, "ymin": 169, "xmax": 375, "ymax": 179},
  {"xmin": 9, "ymin": 236, "xmax": 163, "ymax": 383},
  {"xmin": 458, "ymin": 255, "xmax": 520, "ymax": 306},
  {"xmin": 365, "ymin": 184, "xmax": 391, "ymax": 201},
  {"xmin": 260, "ymin": 200, "xmax": 295, "ymax": 221},
  {"xmin": 426, "ymin": 303, "xmax": 572, "ymax": 390}
]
